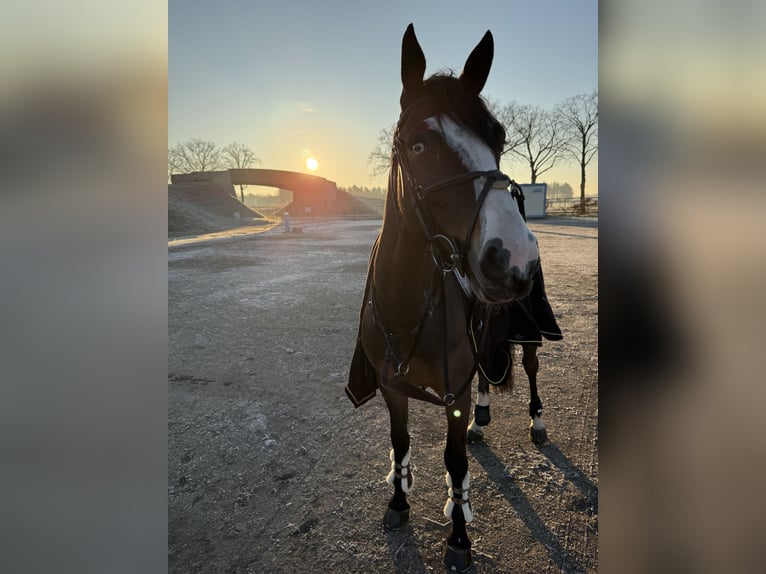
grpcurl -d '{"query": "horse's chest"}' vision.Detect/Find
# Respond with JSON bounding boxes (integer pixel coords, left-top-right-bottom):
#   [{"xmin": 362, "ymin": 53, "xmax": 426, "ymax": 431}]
[{"xmin": 361, "ymin": 300, "xmax": 473, "ymax": 385}]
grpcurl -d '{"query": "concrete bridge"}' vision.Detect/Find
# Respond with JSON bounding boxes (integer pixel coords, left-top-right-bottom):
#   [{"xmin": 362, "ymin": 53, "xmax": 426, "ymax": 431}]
[{"xmin": 170, "ymin": 169, "xmax": 372, "ymax": 216}]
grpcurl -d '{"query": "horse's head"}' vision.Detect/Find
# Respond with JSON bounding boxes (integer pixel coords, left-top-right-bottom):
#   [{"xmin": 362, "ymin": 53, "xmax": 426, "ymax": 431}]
[{"xmin": 392, "ymin": 24, "xmax": 539, "ymax": 304}]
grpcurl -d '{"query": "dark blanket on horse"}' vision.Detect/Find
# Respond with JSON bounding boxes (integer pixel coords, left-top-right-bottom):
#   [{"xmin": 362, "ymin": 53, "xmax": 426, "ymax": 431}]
[
  {"xmin": 473, "ymin": 264, "xmax": 563, "ymax": 385},
  {"xmin": 345, "ymin": 237, "xmax": 381, "ymax": 408},
  {"xmin": 346, "ymin": 245, "xmax": 562, "ymax": 406}
]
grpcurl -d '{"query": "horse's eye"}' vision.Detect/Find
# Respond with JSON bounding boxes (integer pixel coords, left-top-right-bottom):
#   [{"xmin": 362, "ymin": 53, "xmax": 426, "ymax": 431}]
[{"xmin": 411, "ymin": 142, "xmax": 426, "ymax": 155}]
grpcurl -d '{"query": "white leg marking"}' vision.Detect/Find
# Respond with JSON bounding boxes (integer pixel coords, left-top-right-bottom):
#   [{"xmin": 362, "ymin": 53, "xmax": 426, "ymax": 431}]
[
  {"xmin": 477, "ymin": 391, "xmax": 490, "ymax": 407},
  {"xmin": 531, "ymin": 415, "xmax": 545, "ymax": 430},
  {"xmin": 468, "ymin": 419, "xmax": 483, "ymax": 435}
]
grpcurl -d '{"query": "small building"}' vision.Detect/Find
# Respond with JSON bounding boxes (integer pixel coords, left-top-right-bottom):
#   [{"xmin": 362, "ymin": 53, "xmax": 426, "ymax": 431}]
[{"xmin": 519, "ymin": 183, "xmax": 547, "ymax": 218}]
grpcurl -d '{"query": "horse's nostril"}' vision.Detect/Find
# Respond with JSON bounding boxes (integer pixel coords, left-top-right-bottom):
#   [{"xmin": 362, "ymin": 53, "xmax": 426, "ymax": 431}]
[{"xmin": 479, "ymin": 238, "xmax": 510, "ymax": 281}]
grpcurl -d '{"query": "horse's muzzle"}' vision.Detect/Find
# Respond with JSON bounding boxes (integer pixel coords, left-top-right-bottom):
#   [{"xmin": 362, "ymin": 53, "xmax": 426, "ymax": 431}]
[{"xmin": 473, "ymin": 240, "xmax": 539, "ymax": 302}]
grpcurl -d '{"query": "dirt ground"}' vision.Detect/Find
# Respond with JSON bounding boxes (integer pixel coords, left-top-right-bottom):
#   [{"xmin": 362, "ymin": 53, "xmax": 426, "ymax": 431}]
[{"xmin": 168, "ymin": 216, "xmax": 598, "ymax": 573}]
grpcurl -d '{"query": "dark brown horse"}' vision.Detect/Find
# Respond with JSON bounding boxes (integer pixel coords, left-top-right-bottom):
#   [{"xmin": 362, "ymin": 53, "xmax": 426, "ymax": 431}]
[{"xmin": 346, "ymin": 24, "xmax": 540, "ymax": 571}]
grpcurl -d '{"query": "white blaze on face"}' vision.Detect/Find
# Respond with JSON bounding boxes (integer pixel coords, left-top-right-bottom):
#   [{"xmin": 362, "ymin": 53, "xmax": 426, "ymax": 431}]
[{"xmin": 426, "ymin": 116, "xmax": 538, "ymax": 280}]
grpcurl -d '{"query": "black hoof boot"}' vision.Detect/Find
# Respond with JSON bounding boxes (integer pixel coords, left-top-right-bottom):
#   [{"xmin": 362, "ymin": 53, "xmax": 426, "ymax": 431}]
[
  {"xmin": 444, "ymin": 543, "xmax": 472, "ymax": 572},
  {"xmin": 383, "ymin": 507, "xmax": 410, "ymax": 530},
  {"xmin": 529, "ymin": 424, "xmax": 548, "ymax": 445},
  {"xmin": 474, "ymin": 404, "xmax": 491, "ymax": 427}
]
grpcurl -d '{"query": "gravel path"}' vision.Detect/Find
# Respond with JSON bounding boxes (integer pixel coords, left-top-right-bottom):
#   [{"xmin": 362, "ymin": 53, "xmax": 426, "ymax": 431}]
[{"xmin": 169, "ymin": 216, "xmax": 598, "ymax": 573}]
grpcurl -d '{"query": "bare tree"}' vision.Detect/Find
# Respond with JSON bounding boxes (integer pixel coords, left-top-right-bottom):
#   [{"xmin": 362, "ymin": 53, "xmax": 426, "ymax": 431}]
[
  {"xmin": 367, "ymin": 123, "xmax": 396, "ymax": 180},
  {"xmin": 168, "ymin": 148, "xmax": 183, "ymax": 182},
  {"xmin": 168, "ymin": 138, "xmax": 223, "ymax": 175},
  {"xmin": 558, "ymin": 91, "xmax": 598, "ymax": 213},
  {"xmin": 487, "ymin": 99, "xmax": 527, "ymax": 159},
  {"xmin": 506, "ymin": 104, "xmax": 569, "ymax": 184},
  {"xmin": 222, "ymin": 142, "xmax": 261, "ymax": 203}
]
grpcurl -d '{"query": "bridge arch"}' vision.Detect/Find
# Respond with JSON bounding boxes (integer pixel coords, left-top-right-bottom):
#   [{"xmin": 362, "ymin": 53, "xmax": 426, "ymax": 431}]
[
  {"xmin": 229, "ymin": 169, "xmax": 337, "ymax": 216},
  {"xmin": 171, "ymin": 169, "xmax": 376, "ymax": 217}
]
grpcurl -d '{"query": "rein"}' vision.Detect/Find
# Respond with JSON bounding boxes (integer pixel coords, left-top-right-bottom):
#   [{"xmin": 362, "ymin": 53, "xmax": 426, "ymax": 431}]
[{"xmin": 368, "ymin": 109, "xmax": 527, "ymax": 407}]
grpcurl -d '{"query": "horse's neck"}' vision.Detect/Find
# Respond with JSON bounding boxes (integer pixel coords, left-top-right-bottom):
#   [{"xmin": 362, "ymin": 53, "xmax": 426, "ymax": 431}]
[{"xmin": 372, "ymin": 221, "xmax": 434, "ymax": 329}]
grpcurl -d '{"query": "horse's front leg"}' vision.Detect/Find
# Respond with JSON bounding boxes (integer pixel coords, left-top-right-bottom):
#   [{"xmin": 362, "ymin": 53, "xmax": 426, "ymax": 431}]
[
  {"xmin": 523, "ymin": 344, "xmax": 548, "ymax": 445},
  {"xmin": 381, "ymin": 387, "xmax": 412, "ymax": 529},
  {"xmin": 443, "ymin": 390, "xmax": 473, "ymax": 572},
  {"xmin": 467, "ymin": 373, "xmax": 490, "ymax": 443}
]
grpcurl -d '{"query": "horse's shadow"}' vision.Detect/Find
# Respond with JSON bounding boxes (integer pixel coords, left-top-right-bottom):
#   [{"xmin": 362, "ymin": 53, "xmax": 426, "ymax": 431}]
[
  {"xmin": 384, "ymin": 523, "xmax": 428, "ymax": 573},
  {"xmin": 538, "ymin": 442, "xmax": 598, "ymax": 515},
  {"xmin": 380, "ymin": 442, "xmax": 596, "ymax": 572},
  {"xmin": 469, "ymin": 441, "xmax": 593, "ymax": 573}
]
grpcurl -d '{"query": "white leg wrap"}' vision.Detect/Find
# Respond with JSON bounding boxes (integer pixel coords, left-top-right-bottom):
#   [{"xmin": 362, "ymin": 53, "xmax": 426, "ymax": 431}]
[
  {"xmin": 443, "ymin": 472, "xmax": 473, "ymax": 523},
  {"xmin": 531, "ymin": 415, "xmax": 545, "ymax": 430},
  {"xmin": 386, "ymin": 448, "xmax": 413, "ymax": 494}
]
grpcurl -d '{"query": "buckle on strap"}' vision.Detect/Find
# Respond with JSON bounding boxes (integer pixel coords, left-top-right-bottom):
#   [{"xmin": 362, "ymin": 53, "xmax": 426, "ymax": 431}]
[{"xmin": 430, "ymin": 234, "xmax": 460, "ymax": 272}]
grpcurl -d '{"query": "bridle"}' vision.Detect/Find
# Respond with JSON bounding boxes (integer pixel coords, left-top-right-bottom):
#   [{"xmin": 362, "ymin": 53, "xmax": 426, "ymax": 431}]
[
  {"xmin": 391, "ymin": 111, "xmax": 526, "ymax": 275},
  {"xmin": 369, "ymin": 105, "xmax": 527, "ymax": 407}
]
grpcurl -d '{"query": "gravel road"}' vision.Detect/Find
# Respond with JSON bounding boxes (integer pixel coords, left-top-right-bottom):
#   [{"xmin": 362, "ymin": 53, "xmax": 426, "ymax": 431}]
[{"xmin": 169, "ymin": 216, "xmax": 598, "ymax": 573}]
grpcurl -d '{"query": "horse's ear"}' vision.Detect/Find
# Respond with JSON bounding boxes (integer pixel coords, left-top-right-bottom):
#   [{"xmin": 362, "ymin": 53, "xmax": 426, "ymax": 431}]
[
  {"xmin": 401, "ymin": 23, "xmax": 426, "ymax": 106},
  {"xmin": 460, "ymin": 30, "xmax": 493, "ymax": 94}
]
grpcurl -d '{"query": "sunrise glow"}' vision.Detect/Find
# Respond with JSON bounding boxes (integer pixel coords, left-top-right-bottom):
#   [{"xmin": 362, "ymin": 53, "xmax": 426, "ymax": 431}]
[{"xmin": 305, "ymin": 157, "xmax": 319, "ymax": 172}]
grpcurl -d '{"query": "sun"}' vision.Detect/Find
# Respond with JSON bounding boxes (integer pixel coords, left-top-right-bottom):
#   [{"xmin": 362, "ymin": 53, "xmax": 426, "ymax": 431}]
[{"xmin": 305, "ymin": 157, "xmax": 319, "ymax": 172}]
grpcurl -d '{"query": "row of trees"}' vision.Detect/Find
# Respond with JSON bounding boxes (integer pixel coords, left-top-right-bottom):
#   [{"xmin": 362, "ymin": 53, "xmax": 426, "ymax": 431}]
[
  {"xmin": 547, "ymin": 181, "xmax": 575, "ymax": 201},
  {"xmin": 168, "ymin": 139, "xmax": 260, "ymax": 203},
  {"xmin": 337, "ymin": 184, "xmax": 386, "ymax": 198},
  {"xmin": 340, "ymin": 182, "xmax": 572, "ymax": 202},
  {"xmin": 368, "ymin": 91, "xmax": 597, "ymax": 212}
]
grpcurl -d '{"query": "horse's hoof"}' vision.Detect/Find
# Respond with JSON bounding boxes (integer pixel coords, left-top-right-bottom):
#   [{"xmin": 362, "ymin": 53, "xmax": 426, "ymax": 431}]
[
  {"xmin": 383, "ymin": 507, "xmax": 409, "ymax": 530},
  {"xmin": 530, "ymin": 426, "xmax": 548, "ymax": 445},
  {"xmin": 474, "ymin": 404, "xmax": 491, "ymax": 426},
  {"xmin": 444, "ymin": 543, "xmax": 472, "ymax": 572},
  {"xmin": 466, "ymin": 428, "xmax": 484, "ymax": 444}
]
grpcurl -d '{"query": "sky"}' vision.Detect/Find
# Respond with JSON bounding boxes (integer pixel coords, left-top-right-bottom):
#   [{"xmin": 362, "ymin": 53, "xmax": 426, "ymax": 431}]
[{"xmin": 169, "ymin": 0, "xmax": 597, "ymax": 192}]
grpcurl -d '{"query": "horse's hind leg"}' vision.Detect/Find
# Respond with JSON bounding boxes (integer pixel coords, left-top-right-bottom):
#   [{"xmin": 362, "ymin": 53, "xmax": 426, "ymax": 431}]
[
  {"xmin": 523, "ymin": 344, "xmax": 548, "ymax": 445},
  {"xmin": 467, "ymin": 373, "xmax": 490, "ymax": 443},
  {"xmin": 381, "ymin": 388, "xmax": 412, "ymax": 529},
  {"xmin": 443, "ymin": 391, "xmax": 473, "ymax": 571}
]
